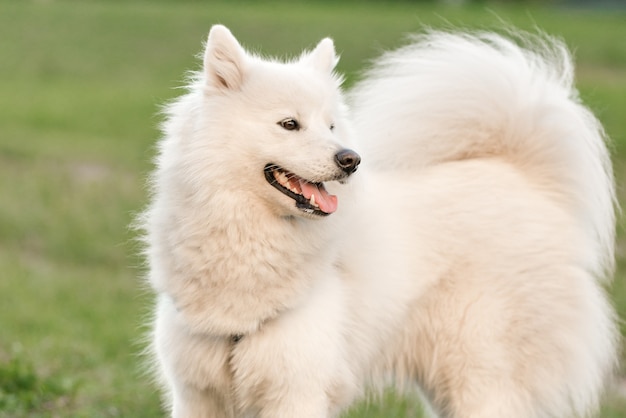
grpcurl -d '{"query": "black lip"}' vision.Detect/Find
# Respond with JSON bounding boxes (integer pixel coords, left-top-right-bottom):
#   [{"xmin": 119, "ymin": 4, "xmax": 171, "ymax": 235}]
[{"xmin": 264, "ymin": 164, "xmax": 331, "ymax": 216}]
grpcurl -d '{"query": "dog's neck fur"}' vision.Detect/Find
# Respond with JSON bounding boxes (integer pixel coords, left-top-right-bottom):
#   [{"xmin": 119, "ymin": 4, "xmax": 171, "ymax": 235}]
[{"xmin": 148, "ymin": 184, "xmax": 338, "ymax": 336}]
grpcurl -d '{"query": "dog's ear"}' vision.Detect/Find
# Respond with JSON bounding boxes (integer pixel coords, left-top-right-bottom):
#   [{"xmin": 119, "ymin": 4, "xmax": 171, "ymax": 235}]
[
  {"xmin": 204, "ymin": 25, "xmax": 247, "ymax": 91},
  {"xmin": 303, "ymin": 38, "xmax": 339, "ymax": 74}
]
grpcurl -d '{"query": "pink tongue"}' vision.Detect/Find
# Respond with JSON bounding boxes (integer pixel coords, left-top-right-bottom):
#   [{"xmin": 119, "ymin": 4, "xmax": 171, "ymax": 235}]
[{"xmin": 299, "ymin": 181, "xmax": 338, "ymax": 214}]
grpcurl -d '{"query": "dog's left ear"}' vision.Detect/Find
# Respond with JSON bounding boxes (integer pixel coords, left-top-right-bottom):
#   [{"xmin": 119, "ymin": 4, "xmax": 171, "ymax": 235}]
[
  {"xmin": 303, "ymin": 38, "xmax": 339, "ymax": 74},
  {"xmin": 204, "ymin": 25, "xmax": 247, "ymax": 91}
]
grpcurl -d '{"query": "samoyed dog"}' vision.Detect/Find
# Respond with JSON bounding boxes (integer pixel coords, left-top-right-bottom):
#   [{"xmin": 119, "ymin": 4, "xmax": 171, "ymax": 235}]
[{"xmin": 140, "ymin": 24, "xmax": 618, "ymax": 418}]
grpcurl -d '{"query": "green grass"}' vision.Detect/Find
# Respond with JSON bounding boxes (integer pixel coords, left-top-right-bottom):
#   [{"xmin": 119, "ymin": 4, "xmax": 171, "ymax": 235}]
[{"xmin": 1, "ymin": 0, "xmax": 625, "ymax": 416}]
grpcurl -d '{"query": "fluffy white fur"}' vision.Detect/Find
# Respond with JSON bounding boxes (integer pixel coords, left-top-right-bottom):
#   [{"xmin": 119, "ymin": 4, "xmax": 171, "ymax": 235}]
[{"xmin": 140, "ymin": 25, "xmax": 618, "ymax": 418}]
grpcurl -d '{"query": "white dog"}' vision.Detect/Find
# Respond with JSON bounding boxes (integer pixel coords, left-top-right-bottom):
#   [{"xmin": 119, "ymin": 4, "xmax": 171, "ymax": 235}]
[{"xmin": 140, "ymin": 25, "xmax": 618, "ymax": 418}]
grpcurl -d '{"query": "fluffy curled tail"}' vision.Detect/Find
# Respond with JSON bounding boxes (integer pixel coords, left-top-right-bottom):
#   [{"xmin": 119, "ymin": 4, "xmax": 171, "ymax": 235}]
[{"xmin": 350, "ymin": 30, "xmax": 616, "ymax": 279}]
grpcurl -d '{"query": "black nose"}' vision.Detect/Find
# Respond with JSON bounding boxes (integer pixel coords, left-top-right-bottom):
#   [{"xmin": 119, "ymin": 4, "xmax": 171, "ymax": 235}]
[{"xmin": 334, "ymin": 149, "xmax": 361, "ymax": 175}]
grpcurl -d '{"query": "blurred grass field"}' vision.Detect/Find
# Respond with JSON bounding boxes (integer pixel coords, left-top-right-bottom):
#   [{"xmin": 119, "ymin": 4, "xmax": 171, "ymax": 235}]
[{"xmin": 1, "ymin": 0, "xmax": 625, "ymax": 416}]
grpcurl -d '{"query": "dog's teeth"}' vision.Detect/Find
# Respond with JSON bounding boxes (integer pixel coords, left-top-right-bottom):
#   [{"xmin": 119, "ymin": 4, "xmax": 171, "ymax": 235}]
[
  {"xmin": 310, "ymin": 194, "xmax": 316, "ymax": 207},
  {"xmin": 276, "ymin": 171, "xmax": 288, "ymax": 186}
]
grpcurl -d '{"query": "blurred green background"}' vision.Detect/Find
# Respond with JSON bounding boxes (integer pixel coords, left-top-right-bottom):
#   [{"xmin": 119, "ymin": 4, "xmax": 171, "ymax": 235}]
[{"xmin": 1, "ymin": 0, "xmax": 625, "ymax": 416}]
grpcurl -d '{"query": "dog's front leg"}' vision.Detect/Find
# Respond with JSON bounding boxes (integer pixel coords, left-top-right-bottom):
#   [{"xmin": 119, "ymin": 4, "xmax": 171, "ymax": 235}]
[
  {"xmin": 230, "ymin": 274, "xmax": 357, "ymax": 418},
  {"xmin": 153, "ymin": 295, "xmax": 237, "ymax": 418}
]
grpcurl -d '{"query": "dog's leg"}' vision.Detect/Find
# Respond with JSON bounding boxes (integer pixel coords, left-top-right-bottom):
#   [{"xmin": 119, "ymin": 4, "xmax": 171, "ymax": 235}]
[
  {"xmin": 398, "ymin": 263, "xmax": 616, "ymax": 418},
  {"xmin": 154, "ymin": 296, "xmax": 236, "ymax": 418},
  {"xmin": 230, "ymin": 274, "xmax": 356, "ymax": 418},
  {"xmin": 169, "ymin": 384, "xmax": 235, "ymax": 418}
]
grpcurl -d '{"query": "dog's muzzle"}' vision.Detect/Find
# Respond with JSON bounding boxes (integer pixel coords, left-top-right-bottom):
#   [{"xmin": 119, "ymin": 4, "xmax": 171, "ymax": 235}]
[{"xmin": 264, "ymin": 148, "xmax": 361, "ymax": 216}]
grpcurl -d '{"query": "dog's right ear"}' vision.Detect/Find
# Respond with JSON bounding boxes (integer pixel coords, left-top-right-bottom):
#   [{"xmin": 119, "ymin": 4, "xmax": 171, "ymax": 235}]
[
  {"xmin": 302, "ymin": 38, "xmax": 339, "ymax": 74},
  {"xmin": 204, "ymin": 25, "xmax": 247, "ymax": 91}
]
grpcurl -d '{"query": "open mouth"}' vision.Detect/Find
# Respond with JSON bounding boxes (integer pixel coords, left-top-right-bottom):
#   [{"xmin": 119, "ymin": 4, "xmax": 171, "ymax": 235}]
[{"xmin": 264, "ymin": 164, "xmax": 338, "ymax": 216}]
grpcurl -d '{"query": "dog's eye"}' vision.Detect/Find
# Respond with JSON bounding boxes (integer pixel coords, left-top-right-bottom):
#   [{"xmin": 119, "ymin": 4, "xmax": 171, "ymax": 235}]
[
  {"xmin": 278, "ymin": 118, "xmax": 300, "ymax": 131},
  {"xmin": 330, "ymin": 123, "xmax": 335, "ymax": 131}
]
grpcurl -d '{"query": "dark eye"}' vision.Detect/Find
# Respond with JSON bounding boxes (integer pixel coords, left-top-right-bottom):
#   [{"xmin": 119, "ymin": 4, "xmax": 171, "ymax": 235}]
[
  {"xmin": 278, "ymin": 118, "xmax": 300, "ymax": 131},
  {"xmin": 330, "ymin": 123, "xmax": 335, "ymax": 131}
]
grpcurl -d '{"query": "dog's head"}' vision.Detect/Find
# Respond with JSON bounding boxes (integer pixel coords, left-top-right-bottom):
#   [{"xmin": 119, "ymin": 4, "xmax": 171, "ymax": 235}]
[{"xmin": 196, "ymin": 25, "xmax": 360, "ymax": 218}]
